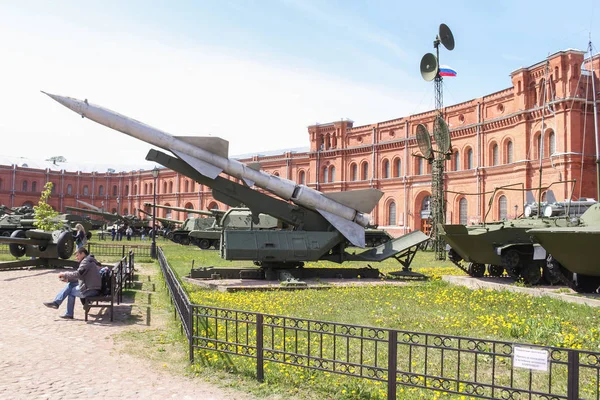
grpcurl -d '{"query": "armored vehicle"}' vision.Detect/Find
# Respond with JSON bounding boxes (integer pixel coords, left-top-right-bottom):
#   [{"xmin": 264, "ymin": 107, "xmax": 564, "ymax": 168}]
[
  {"xmin": 189, "ymin": 208, "xmax": 279, "ymax": 250},
  {"xmin": 529, "ymin": 203, "xmax": 600, "ymax": 292},
  {"xmin": 142, "ymin": 203, "xmax": 218, "ymax": 245},
  {"xmin": 66, "ymin": 206, "xmax": 150, "ymax": 234},
  {"xmin": 440, "ymin": 189, "xmax": 591, "ymax": 285}
]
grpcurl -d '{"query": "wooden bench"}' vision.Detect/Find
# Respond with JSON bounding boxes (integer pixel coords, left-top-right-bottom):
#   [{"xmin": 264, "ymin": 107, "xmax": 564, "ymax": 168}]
[{"xmin": 83, "ymin": 260, "xmax": 125, "ymax": 322}]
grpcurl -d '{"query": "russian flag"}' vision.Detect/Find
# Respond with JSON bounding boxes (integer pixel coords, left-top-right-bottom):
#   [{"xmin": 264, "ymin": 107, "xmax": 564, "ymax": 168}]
[{"xmin": 439, "ymin": 65, "xmax": 457, "ymax": 77}]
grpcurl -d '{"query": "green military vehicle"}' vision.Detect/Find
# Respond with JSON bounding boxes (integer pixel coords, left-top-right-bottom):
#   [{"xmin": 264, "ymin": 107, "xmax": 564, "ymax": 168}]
[
  {"xmin": 190, "ymin": 208, "xmax": 280, "ymax": 250},
  {"xmin": 529, "ymin": 202, "xmax": 600, "ymax": 292},
  {"xmin": 440, "ymin": 189, "xmax": 592, "ymax": 285},
  {"xmin": 142, "ymin": 203, "xmax": 217, "ymax": 245}
]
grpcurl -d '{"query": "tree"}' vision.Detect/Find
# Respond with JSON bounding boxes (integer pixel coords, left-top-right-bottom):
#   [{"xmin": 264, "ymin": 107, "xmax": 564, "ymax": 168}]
[
  {"xmin": 46, "ymin": 156, "xmax": 67, "ymax": 163},
  {"xmin": 33, "ymin": 182, "xmax": 62, "ymax": 231}
]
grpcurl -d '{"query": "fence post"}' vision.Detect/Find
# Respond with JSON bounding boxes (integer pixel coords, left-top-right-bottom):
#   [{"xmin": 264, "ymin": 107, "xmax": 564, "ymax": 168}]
[
  {"xmin": 189, "ymin": 302, "xmax": 194, "ymax": 363},
  {"xmin": 256, "ymin": 313, "xmax": 264, "ymax": 382},
  {"xmin": 567, "ymin": 350, "xmax": 579, "ymax": 400},
  {"xmin": 121, "ymin": 245, "xmax": 125, "ymax": 258},
  {"xmin": 388, "ymin": 330, "xmax": 397, "ymax": 400}
]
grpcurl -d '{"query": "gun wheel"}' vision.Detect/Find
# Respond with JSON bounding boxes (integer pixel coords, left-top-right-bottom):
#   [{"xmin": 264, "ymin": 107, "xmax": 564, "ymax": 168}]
[
  {"xmin": 57, "ymin": 231, "xmax": 75, "ymax": 259},
  {"xmin": 180, "ymin": 237, "xmax": 190, "ymax": 246},
  {"xmin": 198, "ymin": 239, "xmax": 211, "ymax": 249},
  {"xmin": 9, "ymin": 230, "xmax": 27, "ymax": 258}
]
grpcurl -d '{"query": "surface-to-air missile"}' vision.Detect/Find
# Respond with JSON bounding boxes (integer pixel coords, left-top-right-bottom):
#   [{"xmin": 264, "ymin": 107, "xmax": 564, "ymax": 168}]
[
  {"xmin": 44, "ymin": 93, "xmax": 383, "ymax": 248},
  {"xmin": 528, "ymin": 202, "xmax": 600, "ymax": 292},
  {"xmin": 439, "ymin": 188, "xmax": 593, "ymax": 285},
  {"xmin": 44, "ymin": 93, "xmax": 430, "ymax": 280}
]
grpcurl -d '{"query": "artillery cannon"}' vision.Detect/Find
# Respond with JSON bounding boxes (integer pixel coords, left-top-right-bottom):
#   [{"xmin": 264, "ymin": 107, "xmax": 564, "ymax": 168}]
[
  {"xmin": 66, "ymin": 206, "xmax": 150, "ymax": 233},
  {"xmin": 141, "ymin": 203, "xmax": 217, "ymax": 244},
  {"xmin": 0, "ymin": 229, "xmax": 78, "ymax": 270}
]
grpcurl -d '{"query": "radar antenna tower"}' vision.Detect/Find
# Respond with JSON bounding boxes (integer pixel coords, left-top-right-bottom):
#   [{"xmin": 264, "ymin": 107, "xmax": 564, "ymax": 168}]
[{"xmin": 418, "ymin": 23, "xmax": 455, "ymax": 260}]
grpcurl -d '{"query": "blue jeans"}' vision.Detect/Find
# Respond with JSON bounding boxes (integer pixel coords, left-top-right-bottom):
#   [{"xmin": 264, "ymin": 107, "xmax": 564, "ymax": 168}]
[{"xmin": 53, "ymin": 282, "xmax": 100, "ymax": 317}]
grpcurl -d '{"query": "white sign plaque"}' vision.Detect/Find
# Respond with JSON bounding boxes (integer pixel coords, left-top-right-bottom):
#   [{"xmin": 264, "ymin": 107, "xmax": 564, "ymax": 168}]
[{"xmin": 513, "ymin": 347, "xmax": 548, "ymax": 371}]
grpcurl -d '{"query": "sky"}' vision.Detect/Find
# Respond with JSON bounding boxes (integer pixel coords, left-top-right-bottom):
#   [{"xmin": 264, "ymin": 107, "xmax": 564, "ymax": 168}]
[{"xmin": 0, "ymin": 0, "xmax": 598, "ymax": 171}]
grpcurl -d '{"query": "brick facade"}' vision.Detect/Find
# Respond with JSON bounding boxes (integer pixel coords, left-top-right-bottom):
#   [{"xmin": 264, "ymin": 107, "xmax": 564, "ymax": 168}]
[{"xmin": 1, "ymin": 50, "xmax": 598, "ymax": 236}]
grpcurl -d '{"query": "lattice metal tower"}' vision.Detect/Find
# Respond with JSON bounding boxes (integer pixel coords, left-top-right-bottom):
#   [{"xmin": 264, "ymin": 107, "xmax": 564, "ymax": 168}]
[{"xmin": 418, "ymin": 23, "xmax": 455, "ymax": 260}]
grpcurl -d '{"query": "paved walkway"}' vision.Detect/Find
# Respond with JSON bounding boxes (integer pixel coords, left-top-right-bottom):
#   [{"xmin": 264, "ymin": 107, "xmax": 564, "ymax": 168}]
[{"xmin": 0, "ymin": 268, "xmax": 255, "ymax": 400}]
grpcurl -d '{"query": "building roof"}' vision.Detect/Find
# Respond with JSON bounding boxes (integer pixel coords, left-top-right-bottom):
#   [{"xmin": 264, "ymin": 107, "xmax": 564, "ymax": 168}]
[
  {"xmin": 0, "ymin": 154, "xmax": 157, "ymax": 173},
  {"xmin": 0, "ymin": 146, "xmax": 311, "ymax": 173}
]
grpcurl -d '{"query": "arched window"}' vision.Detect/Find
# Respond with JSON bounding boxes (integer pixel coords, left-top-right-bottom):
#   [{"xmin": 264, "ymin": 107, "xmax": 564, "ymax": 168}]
[
  {"xmin": 184, "ymin": 203, "xmax": 194, "ymax": 218},
  {"xmin": 548, "ymin": 130, "xmax": 555, "ymax": 155},
  {"xmin": 134, "ymin": 184, "xmax": 138, "ymax": 195},
  {"xmin": 361, "ymin": 162, "xmax": 369, "ymax": 180},
  {"xmin": 417, "ymin": 158, "xmax": 423, "ymax": 175},
  {"xmin": 162, "ymin": 182, "xmax": 167, "ymax": 194},
  {"xmin": 492, "ymin": 144, "xmax": 499, "ymax": 166},
  {"xmin": 529, "ymin": 81, "xmax": 537, "ymax": 107},
  {"xmin": 98, "ymin": 185, "xmax": 104, "ymax": 196},
  {"xmin": 185, "ymin": 180, "xmax": 189, "ymax": 192},
  {"xmin": 125, "ymin": 185, "xmax": 129, "ymax": 196},
  {"xmin": 538, "ymin": 78, "xmax": 546, "ymax": 105},
  {"xmin": 112, "ymin": 185, "xmax": 117, "ymax": 196},
  {"xmin": 208, "ymin": 201, "xmax": 219, "ymax": 210},
  {"xmin": 383, "ymin": 160, "xmax": 390, "ymax": 178},
  {"xmin": 394, "ymin": 158, "xmax": 402, "ymax": 177},
  {"xmin": 123, "ymin": 208, "xmax": 128, "ymax": 215},
  {"xmin": 536, "ymin": 134, "xmax": 542, "ymax": 159},
  {"xmin": 83, "ymin": 185, "xmax": 89, "ymax": 196},
  {"xmin": 388, "ymin": 201, "xmax": 396, "ymax": 226},
  {"xmin": 31, "ymin": 181, "xmax": 37, "ymax": 192},
  {"xmin": 323, "ymin": 166, "xmax": 329, "ymax": 183},
  {"xmin": 298, "ymin": 171, "xmax": 306, "ymax": 185},
  {"xmin": 351, "ymin": 164, "xmax": 358, "ymax": 181},
  {"xmin": 50, "ymin": 182, "xmax": 55, "ymax": 193},
  {"xmin": 169, "ymin": 181, "xmax": 173, "ymax": 193},
  {"xmin": 67, "ymin": 184, "xmax": 73, "ymax": 195},
  {"xmin": 330, "ymin": 166, "xmax": 336, "ymax": 182},
  {"xmin": 453, "ymin": 151, "xmax": 460, "ymax": 171},
  {"xmin": 467, "ymin": 148, "xmax": 473, "ymax": 169},
  {"xmin": 506, "ymin": 141, "xmax": 513, "ymax": 164},
  {"xmin": 0, "ymin": 178, "xmax": 2, "ymax": 190},
  {"xmin": 459, "ymin": 198, "xmax": 468, "ymax": 225},
  {"xmin": 144, "ymin": 183, "xmax": 148, "ymax": 195},
  {"xmin": 499, "ymin": 195, "xmax": 508, "ymax": 220},
  {"xmin": 191, "ymin": 182, "xmax": 195, "ymax": 192},
  {"xmin": 22, "ymin": 180, "xmax": 28, "ymax": 192}
]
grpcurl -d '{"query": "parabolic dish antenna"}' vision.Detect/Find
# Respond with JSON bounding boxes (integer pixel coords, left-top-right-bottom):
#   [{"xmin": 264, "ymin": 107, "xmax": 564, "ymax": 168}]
[
  {"xmin": 416, "ymin": 124, "xmax": 433, "ymax": 160},
  {"xmin": 420, "ymin": 53, "xmax": 438, "ymax": 82},
  {"xmin": 433, "ymin": 115, "xmax": 452, "ymax": 154}
]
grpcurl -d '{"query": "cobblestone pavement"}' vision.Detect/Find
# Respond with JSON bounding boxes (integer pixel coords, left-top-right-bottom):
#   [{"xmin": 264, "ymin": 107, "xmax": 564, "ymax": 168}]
[{"xmin": 0, "ymin": 268, "xmax": 254, "ymax": 400}]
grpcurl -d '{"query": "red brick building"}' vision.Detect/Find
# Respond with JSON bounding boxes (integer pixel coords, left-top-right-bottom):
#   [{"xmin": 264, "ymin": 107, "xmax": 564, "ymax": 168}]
[{"xmin": 1, "ymin": 50, "xmax": 598, "ymax": 236}]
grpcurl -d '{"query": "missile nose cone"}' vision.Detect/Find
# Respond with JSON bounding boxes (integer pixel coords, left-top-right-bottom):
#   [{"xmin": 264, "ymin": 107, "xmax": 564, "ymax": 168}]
[{"xmin": 42, "ymin": 91, "xmax": 85, "ymax": 116}]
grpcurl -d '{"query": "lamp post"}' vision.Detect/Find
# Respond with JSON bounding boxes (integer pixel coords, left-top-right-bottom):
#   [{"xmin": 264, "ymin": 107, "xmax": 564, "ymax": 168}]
[{"xmin": 151, "ymin": 167, "xmax": 159, "ymax": 259}]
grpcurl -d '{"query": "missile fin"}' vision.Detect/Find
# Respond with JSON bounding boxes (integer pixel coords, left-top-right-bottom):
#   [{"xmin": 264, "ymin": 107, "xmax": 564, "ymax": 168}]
[
  {"xmin": 546, "ymin": 190, "xmax": 557, "ymax": 204},
  {"xmin": 323, "ymin": 188, "xmax": 383, "ymax": 214},
  {"xmin": 247, "ymin": 162, "xmax": 261, "ymax": 171},
  {"xmin": 175, "ymin": 136, "xmax": 229, "ymax": 158},
  {"xmin": 212, "ymin": 190, "xmax": 244, "ymax": 207},
  {"xmin": 171, "ymin": 149, "xmax": 222, "ymax": 179},
  {"xmin": 242, "ymin": 178, "xmax": 255, "ymax": 187},
  {"xmin": 316, "ymin": 209, "xmax": 365, "ymax": 248},
  {"xmin": 526, "ymin": 191, "xmax": 535, "ymax": 204}
]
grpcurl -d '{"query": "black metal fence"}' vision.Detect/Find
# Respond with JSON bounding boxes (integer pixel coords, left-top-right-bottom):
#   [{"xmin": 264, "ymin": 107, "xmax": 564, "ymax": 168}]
[
  {"xmin": 158, "ymin": 247, "xmax": 600, "ymax": 399},
  {"xmin": 87, "ymin": 242, "xmax": 152, "ymax": 258},
  {"xmin": 0, "ymin": 242, "xmax": 151, "ymax": 258}
]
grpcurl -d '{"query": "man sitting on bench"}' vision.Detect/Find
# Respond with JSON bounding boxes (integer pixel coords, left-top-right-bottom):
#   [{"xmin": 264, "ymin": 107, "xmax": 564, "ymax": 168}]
[{"xmin": 43, "ymin": 248, "xmax": 102, "ymax": 319}]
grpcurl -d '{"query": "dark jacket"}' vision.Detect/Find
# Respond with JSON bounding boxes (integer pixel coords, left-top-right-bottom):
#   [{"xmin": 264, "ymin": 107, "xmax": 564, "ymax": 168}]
[{"xmin": 63, "ymin": 255, "xmax": 102, "ymax": 296}]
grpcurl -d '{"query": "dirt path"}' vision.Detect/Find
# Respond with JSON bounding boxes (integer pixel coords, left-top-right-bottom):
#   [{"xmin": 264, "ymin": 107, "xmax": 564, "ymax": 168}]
[{"xmin": 0, "ymin": 267, "xmax": 255, "ymax": 400}]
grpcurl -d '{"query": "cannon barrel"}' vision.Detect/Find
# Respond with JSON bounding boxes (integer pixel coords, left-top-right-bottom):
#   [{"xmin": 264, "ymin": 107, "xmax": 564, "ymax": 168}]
[
  {"xmin": 143, "ymin": 203, "xmax": 214, "ymax": 216},
  {"xmin": 138, "ymin": 209, "xmax": 184, "ymax": 225}
]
